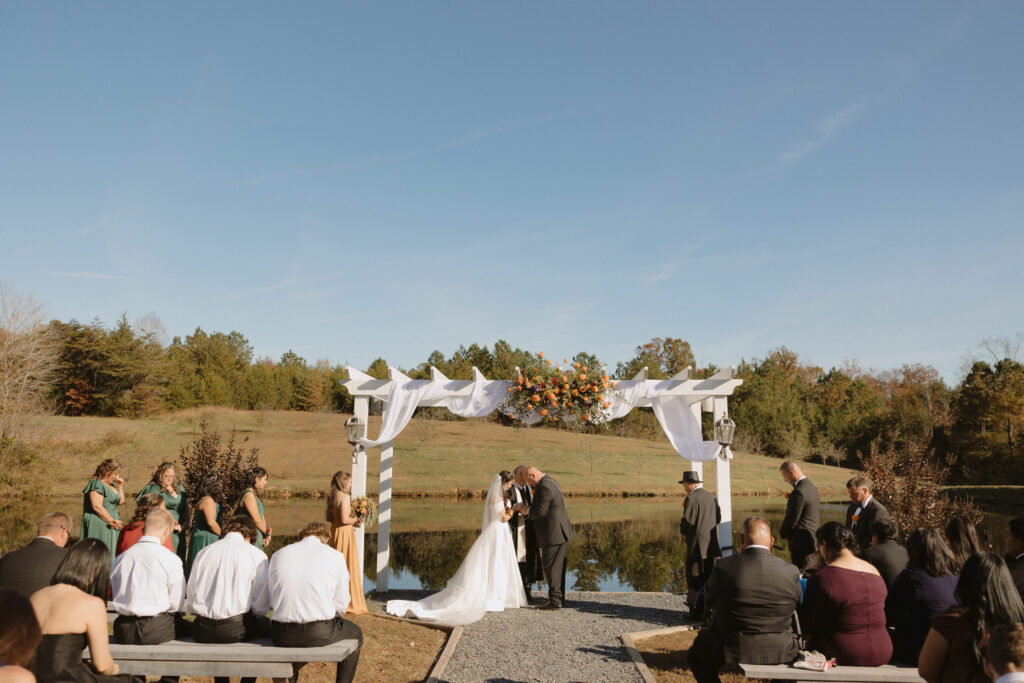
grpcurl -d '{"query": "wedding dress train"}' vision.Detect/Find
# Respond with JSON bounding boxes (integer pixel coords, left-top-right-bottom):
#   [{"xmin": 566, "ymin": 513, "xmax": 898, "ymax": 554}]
[{"xmin": 385, "ymin": 474, "xmax": 527, "ymax": 625}]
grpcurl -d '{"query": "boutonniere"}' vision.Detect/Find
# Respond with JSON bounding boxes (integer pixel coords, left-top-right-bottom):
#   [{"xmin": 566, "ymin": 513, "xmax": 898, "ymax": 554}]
[
  {"xmin": 784, "ymin": 492, "xmax": 790, "ymax": 499},
  {"xmin": 852, "ymin": 514, "xmax": 860, "ymax": 523}
]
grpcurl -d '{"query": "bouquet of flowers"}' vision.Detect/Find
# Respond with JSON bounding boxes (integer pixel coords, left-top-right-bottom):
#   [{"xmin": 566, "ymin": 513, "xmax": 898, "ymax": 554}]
[
  {"xmin": 501, "ymin": 352, "xmax": 617, "ymax": 426},
  {"xmin": 351, "ymin": 496, "xmax": 377, "ymax": 529}
]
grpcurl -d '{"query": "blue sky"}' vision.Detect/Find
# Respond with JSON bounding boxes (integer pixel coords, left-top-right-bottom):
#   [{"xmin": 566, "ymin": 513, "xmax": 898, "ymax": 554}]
[{"xmin": 1, "ymin": 2, "xmax": 1021, "ymax": 384}]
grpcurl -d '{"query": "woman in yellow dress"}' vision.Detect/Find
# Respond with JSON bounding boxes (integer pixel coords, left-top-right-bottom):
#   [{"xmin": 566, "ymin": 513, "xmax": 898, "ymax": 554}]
[{"xmin": 327, "ymin": 471, "xmax": 368, "ymax": 614}]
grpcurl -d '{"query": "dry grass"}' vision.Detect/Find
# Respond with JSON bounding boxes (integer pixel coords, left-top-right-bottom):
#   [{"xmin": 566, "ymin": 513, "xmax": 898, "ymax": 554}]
[
  {"xmin": 180, "ymin": 613, "xmax": 447, "ymax": 683},
  {"xmin": 632, "ymin": 629, "xmax": 764, "ymax": 683},
  {"xmin": 32, "ymin": 408, "xmax": 856, "ymax": 500}
]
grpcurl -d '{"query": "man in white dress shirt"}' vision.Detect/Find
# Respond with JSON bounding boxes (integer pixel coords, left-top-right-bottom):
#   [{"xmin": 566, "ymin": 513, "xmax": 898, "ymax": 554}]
[
  {"xmin": 186, "ymin": 516, "xmax": 271, "ymax": 683},
  {"xmin": 984, "ymin": 622, "xmax": 1024, "ymax": 683},
  {"xmin": 269, "ymin": 522, "xmax": 362, "ymax": 683},
  {"xmin": 110, "ymin": 508, "xmax": 186, "ymax": 683}
]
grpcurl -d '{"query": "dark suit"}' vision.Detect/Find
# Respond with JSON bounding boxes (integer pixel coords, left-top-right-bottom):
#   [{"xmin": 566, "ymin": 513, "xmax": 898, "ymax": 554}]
[
  {"xmin": 688, "ymin": 547, "xmax": 802, "ymax": 683},
  {"xmin": 779, "ymin": 477, "xmax": 820, "ymax": 570},
  {"xmin": 863, "ymin": 540, "xmax": 909, "ymax": 591},
  {"xmin": 1007, "ymin": 554, "xmax": 1024, "ymax": 599},
  {"xmin": 845, "ymin": 497, "xmax": 890, "ymax": 553},
  {"xmin": 527, "ymin": 474, "xmax": 574, "ymax": 606},
  {"xmin": 680, "ymin": 487, "xmax": 721, "ymax": 594},
  {"xmin": 0, "ymin": 537, "xmax": 67, "ymax": 597},
  {"xmin": 509, "ymin": 484, "xmax": 541, "ymax": 596}
]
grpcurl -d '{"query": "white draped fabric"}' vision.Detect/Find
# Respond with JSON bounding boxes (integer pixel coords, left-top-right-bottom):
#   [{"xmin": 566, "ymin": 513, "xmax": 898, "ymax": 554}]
[{"xmin": 359, "ymin": 373, "xmax": 723, "ymax": 462}]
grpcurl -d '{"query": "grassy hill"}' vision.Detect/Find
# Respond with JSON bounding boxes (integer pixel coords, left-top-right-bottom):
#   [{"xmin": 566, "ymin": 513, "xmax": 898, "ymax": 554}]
[{"xmin": 30, "ymin": 407, "xmax": 856, "ymax": 500}]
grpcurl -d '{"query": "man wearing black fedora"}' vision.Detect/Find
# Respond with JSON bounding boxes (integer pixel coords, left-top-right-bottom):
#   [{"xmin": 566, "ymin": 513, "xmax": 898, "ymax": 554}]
[{"xmin": 679, "ymin": 470, "xmax": 721, "ymax": 611}]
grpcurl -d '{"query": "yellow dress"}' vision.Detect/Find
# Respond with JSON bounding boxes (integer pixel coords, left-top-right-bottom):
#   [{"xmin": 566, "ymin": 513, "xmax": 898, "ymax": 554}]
[{"xmin": 330, "ymin": 497, "xmax": 368, "ymax": 615}]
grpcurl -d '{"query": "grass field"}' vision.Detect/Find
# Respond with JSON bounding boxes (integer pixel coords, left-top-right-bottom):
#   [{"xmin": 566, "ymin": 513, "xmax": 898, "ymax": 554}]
[{"xmin": 29, "ymin": 407, "xmax": 857, "ymax": 500}]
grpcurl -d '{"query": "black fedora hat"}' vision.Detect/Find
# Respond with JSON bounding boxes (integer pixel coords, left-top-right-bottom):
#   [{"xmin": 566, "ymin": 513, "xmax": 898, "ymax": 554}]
[{"xmin": 678, "ymin": 470, "xmax": 701, "ymax": 484}]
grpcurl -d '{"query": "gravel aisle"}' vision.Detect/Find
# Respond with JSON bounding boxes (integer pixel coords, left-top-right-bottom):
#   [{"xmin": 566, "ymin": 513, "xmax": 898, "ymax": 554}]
[{"xmin": 372, "ymin": 591, "xmax": 689, "ymax": 683}]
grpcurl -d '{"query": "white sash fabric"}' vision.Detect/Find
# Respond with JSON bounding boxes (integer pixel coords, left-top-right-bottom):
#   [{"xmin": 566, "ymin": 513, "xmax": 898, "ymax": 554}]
[{"xmin": 358, "ymin": 375, "xmax": 724, "ymax": 462}]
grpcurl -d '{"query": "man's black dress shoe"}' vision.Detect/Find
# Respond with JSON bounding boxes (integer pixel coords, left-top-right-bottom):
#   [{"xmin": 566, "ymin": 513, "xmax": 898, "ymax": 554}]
[{"xmin": 537, "ymin": 600, "xmax": 561, "ymax": 610}]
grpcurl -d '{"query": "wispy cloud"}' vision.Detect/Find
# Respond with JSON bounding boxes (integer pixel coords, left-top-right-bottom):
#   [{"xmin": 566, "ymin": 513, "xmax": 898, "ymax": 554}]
[
  {"xmin": 643, "ymin": 261, "xmax": 682, "ymax": 287},
  {"xmin": 779, "ymin": 102, "xmax": 867, "ymax": 167},
  {"xmin": 44, "ymin": 271, "xmax": 123, "ymax": 280},
  {"xmin": 76, "ymin": 206, "xmax": 133, "ymax": 237},
  {"xmin": 212, "ymin": 281, "xmax": 287, "ymax": 303}
]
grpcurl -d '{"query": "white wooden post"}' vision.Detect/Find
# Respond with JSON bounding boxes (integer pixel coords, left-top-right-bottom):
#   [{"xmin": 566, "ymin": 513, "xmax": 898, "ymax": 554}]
[
  {"xmin": 688, "ymin": 401, "xmax": 703, "ymax": 481},
  {"xmin": 352, "ymin": 397, "xmax": 369, "ymax": 576},
  {"xmin": 376, "ymin": 440, "xmax": 393, "ymax": 593},
  {"xmin": 713, "ymin": 397, "xmax": 733, "ymax": 556}
]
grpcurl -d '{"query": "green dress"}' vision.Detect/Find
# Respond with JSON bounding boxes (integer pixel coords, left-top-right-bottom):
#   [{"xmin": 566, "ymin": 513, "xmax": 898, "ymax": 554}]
[
  {"xmin": 136, "ymin": 482, "xmax": 188, "ymax": 554},
  {"xmin": 235, "ymin": 489, "xmax": 266, "ymax": 551},
  {"xmin": 81, "ymin": 478, "xmax": 121, "ymax": 563},
  {"xmin": 185, "ymin": 500, "xmax": 221, "ymax": 578}
]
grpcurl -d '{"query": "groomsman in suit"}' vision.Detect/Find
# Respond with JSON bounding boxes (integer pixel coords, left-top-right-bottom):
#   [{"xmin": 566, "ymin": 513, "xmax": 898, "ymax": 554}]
[
  {"xmin": 516, "ymin": 466, "xmax": 574, "ymax": 610},
  {"xmin": 0, "ymin": 512, "xmax": 71, "ymax": 597},
  {"xmin": 845, "ymin": 476, "xmax": 890, "ymax": 553},
  {"xmin": 511, "ymin": 465, "xmax": 541, "ymax": 602},
  {"xmin": 778, "ymin": 461, "xmax": 820, "ymax": 571},
  {"xmin": 679, "ymin": 471, "xmax": 721, "ymax": 610},
  {"xmin": 687, "ymin": 517, "xmax": 802, "ymax": 683}
]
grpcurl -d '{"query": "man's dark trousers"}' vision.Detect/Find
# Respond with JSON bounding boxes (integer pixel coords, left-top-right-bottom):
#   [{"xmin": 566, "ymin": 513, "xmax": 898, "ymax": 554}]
[
  {"xmin": 271, "ymin": 618, "xmax": 363, "ymax": 683},
  {"xmin": 541, "ymin": 541, "xmax": 569, "ymax": 607},
  {"xmin": 114, "ymin": 613, "xmax": 187, "ymax": 683},
  {"xmin": 192, "ymin": 611, "xmax": 270, "ymax": 683}
]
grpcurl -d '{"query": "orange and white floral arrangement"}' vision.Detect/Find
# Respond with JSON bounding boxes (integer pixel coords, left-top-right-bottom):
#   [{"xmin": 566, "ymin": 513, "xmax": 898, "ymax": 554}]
[{"xmin": 501, "ymin": 352, "xmax": 617, "ymax": 426}]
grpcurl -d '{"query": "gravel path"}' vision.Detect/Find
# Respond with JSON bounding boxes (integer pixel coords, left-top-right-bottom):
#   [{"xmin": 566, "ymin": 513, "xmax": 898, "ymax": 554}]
[{"xmin": 370, "ymin": 591, "xmax": 690, "ymax": 683}]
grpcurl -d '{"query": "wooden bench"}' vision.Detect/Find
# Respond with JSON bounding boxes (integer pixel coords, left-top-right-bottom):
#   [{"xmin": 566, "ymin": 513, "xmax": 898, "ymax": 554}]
[
  {"xmin": 739, "ymin": 663, "xmax": 925, "ymax": 683},
  {"xmin": 85, "ymin": 636, "xmax": 359, "ymax": 678}
]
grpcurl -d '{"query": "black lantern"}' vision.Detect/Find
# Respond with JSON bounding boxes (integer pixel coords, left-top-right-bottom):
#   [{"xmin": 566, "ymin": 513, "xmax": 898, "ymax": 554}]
[
  {"xmin": 714, "ymin": 416, "xmax": 735, "ymax": 448},
  {"xmin": 345, "ymin": 416, "xmax": 366, "ymax": 462}
]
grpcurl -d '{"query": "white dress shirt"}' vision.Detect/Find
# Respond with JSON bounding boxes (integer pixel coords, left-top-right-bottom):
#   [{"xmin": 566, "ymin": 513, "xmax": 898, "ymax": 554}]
[
  {"xmin": 110, "ymin": 535, "xmax": 185, "ymax": 616},
  {"xmin": 268, "ymin": 536, "xmax": 350, "ymax": 623},
  {"xmin": 186, "ymin": 532, "xmax": 270, "ymax": 619},
  {"xmin": 995, "ymin": 674, "xmax": 1024, "ymax": 683}
]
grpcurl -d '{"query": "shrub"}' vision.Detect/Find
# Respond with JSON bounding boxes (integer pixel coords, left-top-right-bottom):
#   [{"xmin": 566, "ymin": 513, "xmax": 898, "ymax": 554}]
[{"xmin": 178, "ymin": 420, "xmax": 260, "ymax": 506}]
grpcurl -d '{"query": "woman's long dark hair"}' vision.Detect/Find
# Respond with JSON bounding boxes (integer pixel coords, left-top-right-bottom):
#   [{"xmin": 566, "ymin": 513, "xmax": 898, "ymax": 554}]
[
  {"xmin": 955, "ymin": 552, "xmax": 1024, "ymax": 667},
  {"xmin": 0, "ymin": 587, "xmax": 41, "ymax": 667},
  {"xmin": 907, "ymin": 527, "xmax": 957, "ymax": 577},
  {"xmin": 816, "ymin": 521, "xmax": 858, "ymax": 563},
  {"xmin": 194, "ymin": 472, "xmax": 225, "ymax": 507},
  {"xmin": 946, "ymin": 517, "xmax": 982, "ymax": 574},
  {"xmin": 235, "ymin": 467, "xmax": 268, "ymax": 508},
  {"xmin": 52, "ymin": 538, "xmax": 112, "ymax": 598},
  {"xmin": 499, "ymin": 470, "xmax": 515, "ymax": 506}
]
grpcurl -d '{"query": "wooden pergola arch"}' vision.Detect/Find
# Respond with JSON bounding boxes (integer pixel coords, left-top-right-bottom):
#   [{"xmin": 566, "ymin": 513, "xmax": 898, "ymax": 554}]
[{"xmin": 340, "ymin": 365, "xmax": 743, "ymax": 593}]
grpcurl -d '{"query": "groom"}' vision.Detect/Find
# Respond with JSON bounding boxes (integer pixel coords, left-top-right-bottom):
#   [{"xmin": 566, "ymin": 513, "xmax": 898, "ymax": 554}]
[{"xmin": 514, "ymin": 466, "xmax": 574, "ymax": 610}]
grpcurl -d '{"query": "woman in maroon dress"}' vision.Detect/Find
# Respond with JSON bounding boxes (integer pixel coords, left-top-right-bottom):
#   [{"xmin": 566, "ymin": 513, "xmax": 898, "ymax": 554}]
[{"xmin": 800, "ymin": 521, "xmax": 892, "ymax": 666}]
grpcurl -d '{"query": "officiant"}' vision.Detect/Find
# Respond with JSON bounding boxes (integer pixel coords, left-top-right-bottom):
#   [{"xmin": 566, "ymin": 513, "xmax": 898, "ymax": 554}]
[{"xmin": 511, "ymin": 465, "xmax": 542, "ymax": 603}]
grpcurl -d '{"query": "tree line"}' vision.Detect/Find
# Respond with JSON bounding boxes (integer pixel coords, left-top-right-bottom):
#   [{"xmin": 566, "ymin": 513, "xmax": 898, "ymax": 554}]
[{"xmin": 2, "ymin": 283, "xmax": 1020, "ymax": 486}]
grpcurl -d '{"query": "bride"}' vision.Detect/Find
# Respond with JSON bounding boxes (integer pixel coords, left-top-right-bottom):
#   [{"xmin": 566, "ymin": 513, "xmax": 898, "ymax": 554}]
[{"xmin": 386, "ymin": 470, "xmax": 527, "ymax": 625}]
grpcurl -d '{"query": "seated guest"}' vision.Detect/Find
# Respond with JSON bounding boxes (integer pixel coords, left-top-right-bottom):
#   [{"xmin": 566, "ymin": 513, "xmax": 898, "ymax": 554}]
[
  {"xmin": 887, "ymin": 527, "xmax": 959, "ymax": 664},
  {"xmin": 800, "ymin": 521, "xmax": 892, "ymax": 666},
  {"xmin": 688, "ymin": 517, "xmax": 801, "ymax": 683},
  {"xmin": 946, "ymin": 517, "xmax": 983, "ymax": 574},
  {"xmin": 0, "ymin": 588, "xmax": 41, "ymax": 683},
  {"xmin": 115, "ymin": 494, "xmax": 172, "ymax": 555},
  {"xmin": 863, "ymin": 520, "xmax": 908, "ymax": 590},
  {"xmin": 268, "ymin": 522, "xmax": 362, "ymax": 683},
  {"xmin": 0, "ymin": 512, "xmax": 71, "ymax": 597},
  {"xmin": 918, "ymin": 552, "xmax": 1024, "ymax": 683},
  {"xmin": 983, "ymin": 622, "xmax": 1024, "ymax": 683},
  {"xmin": 30, "ymin": 539, "xmax": 129, "ymax": 682},
  {"xmin": 1003, "ymin": 516, "xmax": 1024, "ymax": 598},
  {"xmin": 110, "ymin": 509, "xmax": 186, "ymax": 683},
  {"xmin": 186, "ymin": 516, "xmax": 270, "ymax": 683}
]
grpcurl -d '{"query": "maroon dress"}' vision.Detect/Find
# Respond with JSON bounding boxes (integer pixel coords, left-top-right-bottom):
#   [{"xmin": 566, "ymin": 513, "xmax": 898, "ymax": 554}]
[{"xmin": 800, "ymin": 565, "xmax": 893, "ymax": 666}]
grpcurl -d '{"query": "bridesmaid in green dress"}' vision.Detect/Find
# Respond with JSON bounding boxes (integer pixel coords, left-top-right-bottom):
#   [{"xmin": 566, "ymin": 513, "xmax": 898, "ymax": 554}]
[
  {"xmin": 81, "ymin": 458, "xmax": 125, "ymax": 562},
  {"xmin": 136, "ymin": 462, "xmax": 189, "ymax": 561},
  {"xmin": 234, "ymin": 467, "xmax": 271, "ymax": 551},
  {"xmin": 185, "ymin": 472, "xmax": 224, "ymax": 577}
]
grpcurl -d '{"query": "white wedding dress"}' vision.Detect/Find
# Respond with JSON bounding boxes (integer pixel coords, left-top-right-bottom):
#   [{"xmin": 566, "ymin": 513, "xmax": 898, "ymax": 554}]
[{"xmin": 385, "ymin": 475, "xmax": 527, "ymax": 625}]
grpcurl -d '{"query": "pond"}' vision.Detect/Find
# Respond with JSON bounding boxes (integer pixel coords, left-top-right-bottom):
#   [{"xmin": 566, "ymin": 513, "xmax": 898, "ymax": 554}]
[{"xmin": 3, "ymin": 496, "xmax": 1015, "ymax": 593}]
